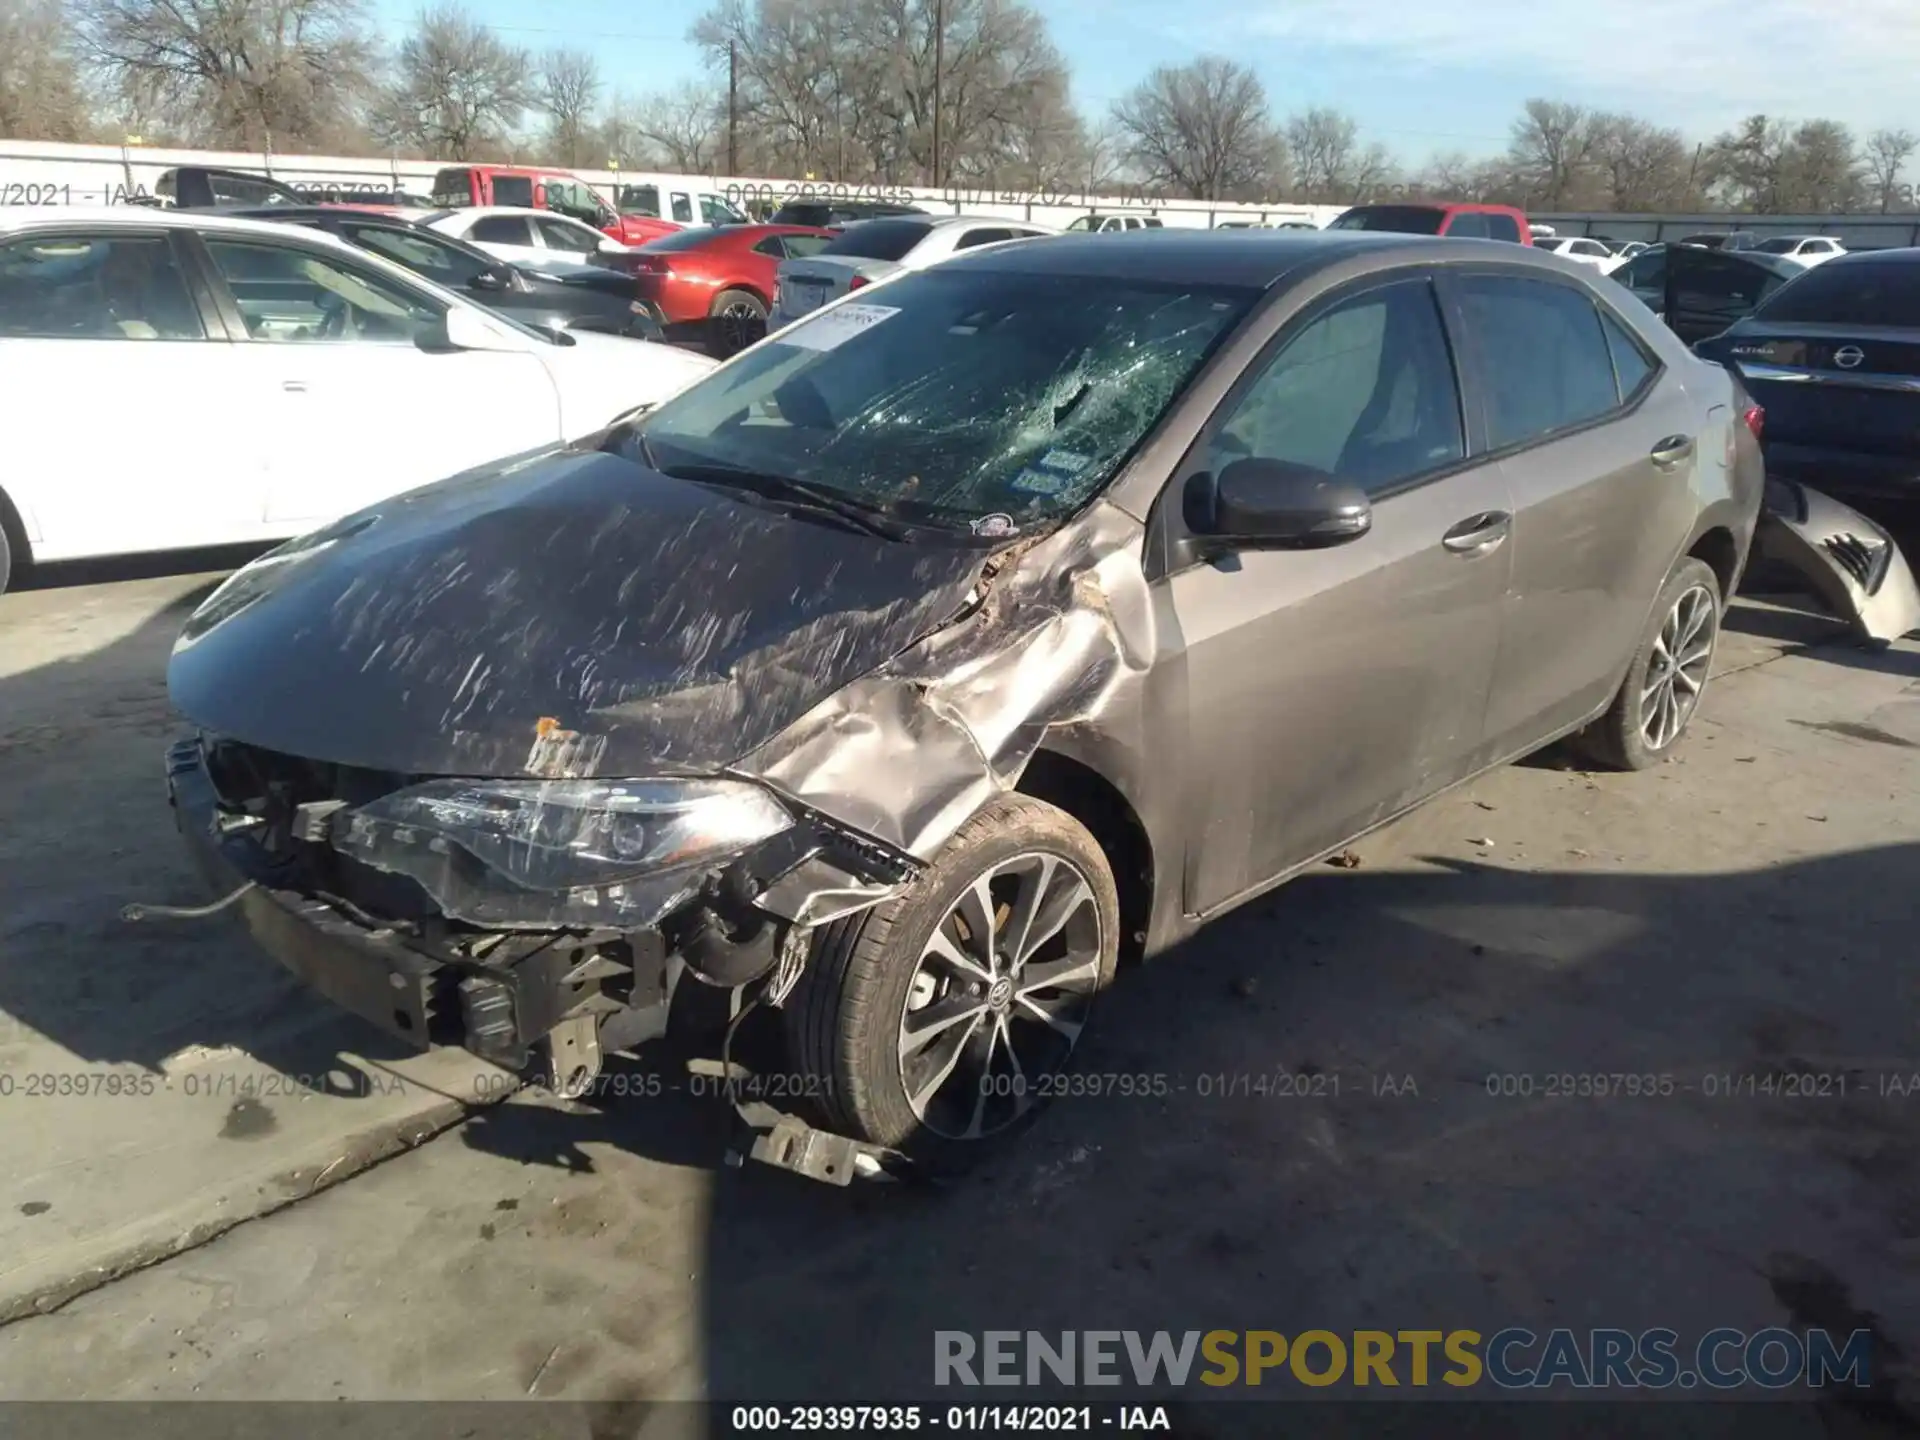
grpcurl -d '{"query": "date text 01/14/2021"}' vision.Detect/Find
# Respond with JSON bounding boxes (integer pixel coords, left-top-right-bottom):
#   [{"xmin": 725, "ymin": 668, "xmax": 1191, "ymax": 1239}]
[{"xmin": 725, "ymin": 1404, "xmax": 1171, "ymax": 1432}]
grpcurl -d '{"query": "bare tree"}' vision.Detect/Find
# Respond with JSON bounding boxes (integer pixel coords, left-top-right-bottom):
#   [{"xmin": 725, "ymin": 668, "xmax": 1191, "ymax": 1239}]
[
  {"xmin": 693, "ymin": 0, "xmax": 857, "ymax": 178},
  {"xmin": 1078, "ymin": 116, "xmax": 1132, "ymax": 194},
  {"xmin": 537, "ymin": 47, "xmax": 600, "ymax": 167},
  {"xmin": 1110, "ymin": 56, "xmax": 1282, "ymax": 201},
  {"xmin": 630, "ymin": 80, "xmax": 725, "ymax": 171},
  {"xmin": 1778, "ymin": 118, "xmax": 1862, "ymax": 212},
  {"xmin": 1863, "ymin": 127, "xmax": 1917, "ymax": 213},
  {"xmin": 370, "ymin": 5, "xmax": 531, "ymax": 158},
  {"xmin": 73, "ymin": 0, "xmax": 376, "ymax": 151},
  {"xmin": 1506, "ymin": 98, "xmax": 1598, "ymax": 209},
  {"xmin": 1, "ymin": 0, "xmax": 95, "ymax": 142},
  {"xmin": 1588, "ymin": 112, "xmax": 1694, "ymax": 211},
  {"xmin": 1703, "ymin": 114, "xmax": 1793, "ymax": 212},
  {"xmin": 1284, "ymin": 107, "xmax": 1395, "ymax": 202}
]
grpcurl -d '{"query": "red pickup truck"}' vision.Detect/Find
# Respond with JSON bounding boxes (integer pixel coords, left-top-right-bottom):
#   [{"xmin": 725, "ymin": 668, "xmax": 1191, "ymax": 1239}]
[
  {"xmin": 427, "ymin": 165, "xmax": 680, "ymax": 247},
  {"xmin": 1327, "ymin": 202, "xmax": 1533, "ymax": 243}
]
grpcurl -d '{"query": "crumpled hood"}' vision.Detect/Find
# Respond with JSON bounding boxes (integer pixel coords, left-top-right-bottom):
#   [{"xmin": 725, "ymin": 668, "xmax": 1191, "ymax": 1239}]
[{"xmin": 168, "ymin": 448, "xmax": 986, "ymax": 778}]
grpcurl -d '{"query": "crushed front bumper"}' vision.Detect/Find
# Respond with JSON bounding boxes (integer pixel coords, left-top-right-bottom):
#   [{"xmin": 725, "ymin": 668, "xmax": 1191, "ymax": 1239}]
[{"xmin": 163, "ymin": 739, "xmax": 672, "ymax": 1080}]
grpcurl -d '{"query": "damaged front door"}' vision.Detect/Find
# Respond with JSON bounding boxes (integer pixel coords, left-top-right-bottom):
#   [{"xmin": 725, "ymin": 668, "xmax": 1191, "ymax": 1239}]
[{"xmin": 1162, "ymin": 276, "xmax": 1515, "ymax": 914}]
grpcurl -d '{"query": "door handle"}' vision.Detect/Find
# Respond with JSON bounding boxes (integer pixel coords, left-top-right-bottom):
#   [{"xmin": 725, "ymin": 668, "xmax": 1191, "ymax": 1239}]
[
  {"xmin": 282, "ymin": 380, "xmax": 308, "ymax": 393},
  {"xmin": 1441, "ymin": 511, "xmax": 1512, "ymax": 555},
  {"xmin": 1650, "ymin": 434, "xmax": 1694, "ymax": 469}
]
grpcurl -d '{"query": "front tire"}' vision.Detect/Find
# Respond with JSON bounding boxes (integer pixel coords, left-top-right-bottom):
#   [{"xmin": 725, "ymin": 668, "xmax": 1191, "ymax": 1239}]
[
  {"xmin": 786, "ymin": 793, "xmax": 1119, "ymax": 1167},
  {"xmin": 1573, "ymin": 556, "xmax": 1721, "ymax": 770}
]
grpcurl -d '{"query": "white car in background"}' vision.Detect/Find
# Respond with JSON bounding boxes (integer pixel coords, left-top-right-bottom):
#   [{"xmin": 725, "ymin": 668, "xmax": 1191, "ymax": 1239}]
[
  {"xmin": 768, "ymin": 215, "xmax": 1056, "ymax": 332},
  {"xmin": 1749, "ymin": 235, "xmax": 1847, "ymax": 266},
  {"xmin": 1536, "ymin": 235, "xmax": 1621, "ymax": 271},
  {"xmin": 423, "ymin": 206, "xmax": 636, "ymax": 273},
  {"xmin": 0, "ymin": 208, "xmax": 714, "ymax": 592}
]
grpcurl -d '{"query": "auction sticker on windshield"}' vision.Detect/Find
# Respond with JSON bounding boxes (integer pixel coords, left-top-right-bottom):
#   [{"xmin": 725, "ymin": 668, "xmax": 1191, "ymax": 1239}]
[{"xmin": 780, "ymin": 303, "xmax": 900, "ymax": 352}]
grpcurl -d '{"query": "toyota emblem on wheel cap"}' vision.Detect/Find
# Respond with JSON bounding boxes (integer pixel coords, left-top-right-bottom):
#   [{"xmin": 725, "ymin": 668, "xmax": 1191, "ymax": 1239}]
[{"xmin": 1835, "ymin": 345, "xmax": 1866, "ymax": 369}]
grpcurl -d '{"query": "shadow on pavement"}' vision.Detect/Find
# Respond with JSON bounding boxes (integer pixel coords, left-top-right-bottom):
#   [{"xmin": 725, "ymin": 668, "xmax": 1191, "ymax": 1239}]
[
  {"xmin": 0, "ymin": 577, "xmax": 421, "ymax": 1092},
  {"xmin": 446, "ymin": 843, "xmax": 1920, "ymax": 1418}
]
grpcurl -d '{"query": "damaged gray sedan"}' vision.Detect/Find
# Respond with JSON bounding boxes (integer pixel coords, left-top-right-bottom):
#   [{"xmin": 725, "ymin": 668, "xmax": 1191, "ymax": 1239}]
[{"xmin": 161, "ymin": 230, "xmax": 1910, "ymax": 1183}]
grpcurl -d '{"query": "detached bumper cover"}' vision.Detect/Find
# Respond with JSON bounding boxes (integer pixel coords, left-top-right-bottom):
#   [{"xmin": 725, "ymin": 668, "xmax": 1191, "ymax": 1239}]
[{"xmin": 1756, "ymin": 479, "xmax": 1920, "ymax": 644}]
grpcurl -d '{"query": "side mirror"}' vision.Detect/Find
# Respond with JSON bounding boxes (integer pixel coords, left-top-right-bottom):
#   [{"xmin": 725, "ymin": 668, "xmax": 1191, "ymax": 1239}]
[
  {"xmin": 471, "ymin": 267, "xmax": 507, "ymax": 292},
  {"xmin": 418, "ymin": 305, "xmax": 522, "ymax": 354},
  {"xmin": 1185, "ymin": 457, "xmax": 1372, "ymax": 551}
]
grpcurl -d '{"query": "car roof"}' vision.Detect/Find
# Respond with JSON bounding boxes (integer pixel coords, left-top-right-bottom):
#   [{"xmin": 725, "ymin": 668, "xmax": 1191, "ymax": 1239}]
[
  {"xmin": 0, "ymin": 205, "xmax": 374, "ymax": 243},
  {"xmin": 433, "ymin": 206, "xmax": 579, "ymax": 222},
  {"xmin": 940, "ymin": 227, "xmax": 1577, "ymax": 289}
]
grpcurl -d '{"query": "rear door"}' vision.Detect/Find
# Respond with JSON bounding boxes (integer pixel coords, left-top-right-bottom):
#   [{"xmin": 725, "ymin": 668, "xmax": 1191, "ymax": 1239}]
[
  {"xmin": 1449, "ymin": 270, "xmax": 1702, "ymax": 750},
  {"xmin": 194, "ymin": 233, "xmax": 559, "ymax": 530},
  {"xmin": 0, "ymin": 226, "xmax": 265, "ymax": 558}
]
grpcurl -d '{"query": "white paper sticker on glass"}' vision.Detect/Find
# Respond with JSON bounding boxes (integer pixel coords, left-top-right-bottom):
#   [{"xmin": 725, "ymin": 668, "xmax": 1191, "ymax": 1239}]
[{"xmin": 779, "ymin": 303, "xmax": 900, "ymax": 352}]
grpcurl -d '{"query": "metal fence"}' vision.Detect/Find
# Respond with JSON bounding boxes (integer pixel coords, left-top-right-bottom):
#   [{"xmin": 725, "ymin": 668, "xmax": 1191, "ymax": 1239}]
[{"xmin": 1535, "ymin": 211, "xmax": 1920, "ymax": 251}]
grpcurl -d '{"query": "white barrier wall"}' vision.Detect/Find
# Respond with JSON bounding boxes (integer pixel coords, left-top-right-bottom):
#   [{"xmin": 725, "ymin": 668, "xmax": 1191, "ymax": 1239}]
[{"xmin": 0, "ymin": 138, "xmax": 1347, "ymax": 230}]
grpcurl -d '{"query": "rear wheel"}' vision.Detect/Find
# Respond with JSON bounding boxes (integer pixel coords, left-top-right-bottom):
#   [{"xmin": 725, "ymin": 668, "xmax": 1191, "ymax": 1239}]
[
  {"xmin": 786, "ymin": 794, "xmax": 1119, "ymax": 1169},
  {"xmin": 708, "ymin": 289, "xmax": 768, "ymax": 358},
  {"xmin": 1573, "ymin": 557, "xmax": 1721, "ymax": 770},
  {"xmin": 0, "ymin": 517, "xmax": 13, "ymax": 596}
]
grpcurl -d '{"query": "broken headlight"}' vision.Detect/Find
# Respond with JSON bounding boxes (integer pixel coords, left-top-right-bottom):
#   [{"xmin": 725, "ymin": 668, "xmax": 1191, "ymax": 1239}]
[{"xmin": 343, "ymin": 777, "xmax": 793, "ymax": 894}]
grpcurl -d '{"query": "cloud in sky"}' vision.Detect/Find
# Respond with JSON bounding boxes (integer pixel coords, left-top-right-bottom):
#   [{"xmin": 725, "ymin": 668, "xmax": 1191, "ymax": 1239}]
[{"xmin": 1180, "ymin": 0, "xmax": 1920, "ymax": 137}]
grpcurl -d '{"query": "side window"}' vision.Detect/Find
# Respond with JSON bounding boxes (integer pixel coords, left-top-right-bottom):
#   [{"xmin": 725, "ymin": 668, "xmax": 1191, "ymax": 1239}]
[
  {"xmin": 1597, "ymin": 306, "xmax": 1658, "ymax": 402},
  {"xmin": 0, "ymin": 233, "xmax": 204, "ymax": 340},
  {"xmin": 1485, "ymin": 214, "xmax": 1521, "ymax": 243},
  {"xmin": 620, "ymin": 185, "xmax": 661, "ymax": 217},
  {"xmin": 345, "ymin": 225, "xmax": 490, "ymax": 288},
  {"xmin": 782, "ymin": 233, "xmax": 830, "ymax": 259},
  {"xmin": 752, "ymin": 236, "xmax": 788, "ymax": 258},
  {"xmin": 1619, "ymin": 249, "xmax": 1666, "ymax": 293},
  {"xmin": 699, "ymin": 195, "xmax": 732, "ymax": 225},
  {"xmin": 670, "ymin": 192, "xmax": 694, "ymax": 224},
  {"xmin": 956, "ymin": 227, "xmax": 1014, "ymax": 250},
  {"xmin": 202, "ymin": 239, "xmax": 440, "ymax": 343},
  {"xmin": 1447, "ymin": 212, "xmax": 1492, "ymax": 239},
  {"xmin": 535, "ymin": 217, "xmax": 597, "ymax": 253},
  {"xmin": 471, "ymin": 216, "xmax": 534, "ymax": 245},
  {"xmin": 1457, "ymin": 275, "xmax": 1621, "ymax": 449},
  {"xmin": 492, "ymin": 176, "xmax": 534, "ymax": 208},
  {"xmin": 1205, "ymin": 278, "xmax": 1465, "ymax": 496}
]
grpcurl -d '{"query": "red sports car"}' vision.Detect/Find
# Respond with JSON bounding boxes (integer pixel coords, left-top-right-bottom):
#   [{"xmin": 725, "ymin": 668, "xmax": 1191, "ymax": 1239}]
[{"xmin": 629, "ymin": 224, "xmax": 835, "ymax": 357}]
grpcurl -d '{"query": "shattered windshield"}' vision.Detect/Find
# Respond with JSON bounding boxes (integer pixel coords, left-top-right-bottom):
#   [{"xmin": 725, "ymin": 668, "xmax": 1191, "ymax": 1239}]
[{"xmin": 634, "ymin": 268, "xmax": 1259, "ymax": 530}]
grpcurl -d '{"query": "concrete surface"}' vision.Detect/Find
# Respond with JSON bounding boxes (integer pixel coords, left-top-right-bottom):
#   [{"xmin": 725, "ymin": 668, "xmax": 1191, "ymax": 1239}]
[
  {"xmin": 0, "ymin": 559, "xmax": 1916, "ymax": 1430},
  {"xmin": 0, "ymin": 564, "xmax": 506, "ymax": 1323}
]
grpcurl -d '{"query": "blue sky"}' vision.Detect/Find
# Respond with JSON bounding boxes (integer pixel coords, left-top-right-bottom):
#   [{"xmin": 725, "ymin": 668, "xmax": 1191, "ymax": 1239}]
[{"xmin": 369, "ymin": 0, "xmax": 1920, "ymax": 164}]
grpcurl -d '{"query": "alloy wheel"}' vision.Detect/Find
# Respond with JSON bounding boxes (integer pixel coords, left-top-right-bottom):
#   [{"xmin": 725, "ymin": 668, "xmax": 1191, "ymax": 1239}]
[
  {"xmin": 717, "ymin": 300, "xmax": 765, "ymax": 355},
  {"xmin": 1640, "ymin": 582, "xmax": 1717, "ymax": 751},
  {"xmin": 896, "ymin": 852, "xmax": 1103, "ymax": 1141}
]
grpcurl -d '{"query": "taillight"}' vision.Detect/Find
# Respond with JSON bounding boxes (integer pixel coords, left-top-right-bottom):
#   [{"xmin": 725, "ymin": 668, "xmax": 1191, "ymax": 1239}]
[
  {"xmin": 1743, "ymin": 404, "xmax": 1764, "ymax": 439},
  {"xmin": 848, "ymin": 274, "xmax": 869, "ymax": 291},
  {"xmin": 633, "ymin": 255, "xmax": 672, "ymax": 275}
]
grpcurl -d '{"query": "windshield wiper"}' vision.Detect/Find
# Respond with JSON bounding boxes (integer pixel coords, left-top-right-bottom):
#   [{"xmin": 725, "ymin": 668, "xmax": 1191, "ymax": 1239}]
[{"xmin": 656, "ymin": 461, "xmax": 915, "ymax": 541}]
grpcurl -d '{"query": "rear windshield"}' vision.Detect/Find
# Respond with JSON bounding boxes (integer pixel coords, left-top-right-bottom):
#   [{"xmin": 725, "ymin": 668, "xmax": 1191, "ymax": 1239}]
[
  {"xmin": 640, "ymin": 226, "xmax": 727, "ymax": 252},
  {"xmin": 492, "ymin": 175, "xmax": 535, "ymax": 208},
  {"xmin": 429, "ymin": 169, "xmax": 472, "ymax": 205},
  {"xmin": 1328, "ymin": 205, "xmax": 1446, "ymax": 235},
  {"xmin": 617, "ymin": 185, "xmax": 661, "ymax": 216},
  {"xmin": 1754, "ymin": 259, "xmax": 1920, "ymax": 327},
  {"xmin": 1752, "ymin": 238, "xmax": 1800, "ymax": 254},
  {"xmin": 820, "ymin": 218, "xmax": 935, "ymax": 261}
]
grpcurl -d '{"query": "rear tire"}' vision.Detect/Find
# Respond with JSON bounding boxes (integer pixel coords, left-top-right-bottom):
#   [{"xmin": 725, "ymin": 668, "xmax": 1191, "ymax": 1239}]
[
  {"xmin": 786, "ymin": 793, "xmax": 1119, "ymax": 1170},
  {"xmin": 0, "ymin": 524, "xmax": 11, "ymax": 596},
  {"xmin": 708, "ymin": 289, "xmax": 768, "ymax": 358},
  {"xmin": 1572, "ymin": 557, "xmax": 1721, "ymax": 771}
]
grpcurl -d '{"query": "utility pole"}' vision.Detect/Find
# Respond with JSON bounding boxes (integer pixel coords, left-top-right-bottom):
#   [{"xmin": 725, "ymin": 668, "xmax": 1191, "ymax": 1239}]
[
  {"xmin": 727, "ymin": 41, "xmax": 739, "ymax": 174},
  {"xmin": 930, "ymin": 0, "xmax": 945, "ymax": 188}
]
